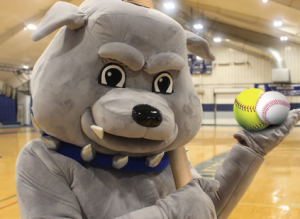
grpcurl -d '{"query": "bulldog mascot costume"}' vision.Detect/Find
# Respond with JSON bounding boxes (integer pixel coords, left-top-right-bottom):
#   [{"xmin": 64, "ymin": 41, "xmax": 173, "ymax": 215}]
[{"xmin": 16, "ymin": 0, "xmax": 300, "ymax": 218}]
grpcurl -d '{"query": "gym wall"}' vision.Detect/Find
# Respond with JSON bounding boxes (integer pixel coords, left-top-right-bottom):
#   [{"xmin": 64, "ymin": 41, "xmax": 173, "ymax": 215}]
[{"xmin": 192, "ymin": 41, "xmax": 300, "ymax": 125}]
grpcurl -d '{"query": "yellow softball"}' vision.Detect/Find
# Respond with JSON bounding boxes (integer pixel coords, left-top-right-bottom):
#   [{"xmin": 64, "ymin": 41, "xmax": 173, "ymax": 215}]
[{"xmin": 234, "ymin": 88, "xmax": 269, "ymax": 131}]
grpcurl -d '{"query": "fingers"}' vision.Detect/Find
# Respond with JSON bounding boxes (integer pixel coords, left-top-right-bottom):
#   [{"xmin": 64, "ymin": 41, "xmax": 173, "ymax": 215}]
[
  {"xmin": 283, "ymin": 109, "xmax": 300, "ymax": 130},
  {"xmin": 289, "ymin": 108, "xmax": 300, "ymax": 115},
  {"xmin": 288, "ymin": 109, "xmax": 300, "ymax": 120},
  {"xmin": 195, "ymin": 178, "xmax": 220, "ymax": 193}
]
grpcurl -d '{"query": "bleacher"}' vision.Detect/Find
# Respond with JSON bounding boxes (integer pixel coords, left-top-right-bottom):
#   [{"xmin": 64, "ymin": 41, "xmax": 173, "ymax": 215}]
[
  {"xmin": 188, "ymin": 54, "xmax": 213, "ymax": 74},
  {"xmin": 0, "ymin": 94, "xmax": 19, "ymax": 125}
]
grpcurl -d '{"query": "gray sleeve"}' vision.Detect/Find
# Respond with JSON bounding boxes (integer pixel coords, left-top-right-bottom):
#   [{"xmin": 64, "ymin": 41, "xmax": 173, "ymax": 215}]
[
  {"xmin": 113, "ymin": 206, "xmax": 167, "ymax": 219},
  {"xmin": 207, "ymin": 143, "xmax": 264, "ymax": 219},
  {"xmin": 16, "ymin": 143, "xmax": 83, "ymax": 219},
  {"xmin": 115, "ymin": 144, "xmax": 264, "ymax": 219}
]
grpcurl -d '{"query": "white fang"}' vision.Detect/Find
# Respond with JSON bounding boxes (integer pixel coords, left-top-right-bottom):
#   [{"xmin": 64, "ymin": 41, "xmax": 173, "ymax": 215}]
[{"xmin": 90, "ymin": 125, "xmax": 104, "ymax": 139}]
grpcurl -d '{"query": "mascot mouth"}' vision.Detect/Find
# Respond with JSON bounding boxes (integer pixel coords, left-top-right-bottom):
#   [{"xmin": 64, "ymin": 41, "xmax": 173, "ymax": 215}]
[{"xmin": 81, "ymin": 108, "xmax": 178, "ymax": 156}]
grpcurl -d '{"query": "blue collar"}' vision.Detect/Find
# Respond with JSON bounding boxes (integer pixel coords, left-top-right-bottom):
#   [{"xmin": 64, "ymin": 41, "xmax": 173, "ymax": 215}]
[{"xmin": 56, "ymin": 141, "xmax": 169, "ymax": 172}]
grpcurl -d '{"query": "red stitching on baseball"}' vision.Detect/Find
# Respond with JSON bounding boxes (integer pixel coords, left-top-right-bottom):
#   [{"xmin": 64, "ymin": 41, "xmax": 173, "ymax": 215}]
[
  {"xmin": 256, "ymin": 92, "xmax": 265, "ymax": 109},
  {"xmin": 261, "ymin": 99, "xmax": 290, "ymax": 124}
]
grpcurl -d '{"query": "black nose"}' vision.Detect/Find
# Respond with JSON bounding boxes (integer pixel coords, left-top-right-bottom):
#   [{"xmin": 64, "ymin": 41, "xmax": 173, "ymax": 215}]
[{"xmin": 132, "ymin": 104, "xmax": 162, "ymax": 127}]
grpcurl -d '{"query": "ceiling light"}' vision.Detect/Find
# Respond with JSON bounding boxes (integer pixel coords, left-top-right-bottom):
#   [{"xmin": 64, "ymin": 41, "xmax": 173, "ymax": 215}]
[
  {"xmin": 272, "ymin": 196, "xmax": 279, "ymax": 203},
  {"xmin": 193, "ymin": 24, "xmax": 203, "ymax": 30},
  {"xmin": 226, "ymin": 39, "xmax": 230, "ymax": 41},
  {"xmin": 279, "ymin": 205, "xmax": 290, "ymax": 211},
  {"xmin": 23, "ymin": 65, "xmax": 29, "ymax": 69},
  {"xmin": 273, "ymin": 20, "xmax": 283, "ymax": 27},
  {"xmin": 262, "ymin": 0, "xmax": 268, "ymax": 3},
  {"xmin": 213, "ymin": 37, "xmax": 222, "ymax": 43},
  {"xmin": 163, "ymin": 2, "xmax": 175, "ymax": 9},
  {"xmin": 280, "ymin": 36, "xmax": 288, "ymax": 41},
  {"xmin": 23, "ymin": 27, "xmax": 27, "ymax": 31},
  {"xmin": 27, "ymin": 24, "xmax": 37, "ymax": 30}
]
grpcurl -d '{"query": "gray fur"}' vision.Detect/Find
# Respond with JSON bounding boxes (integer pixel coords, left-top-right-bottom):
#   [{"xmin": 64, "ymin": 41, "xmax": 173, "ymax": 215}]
[
  {"xmin": 185, "ymin": 31, "xmax": 216, "ymax": 61},
  {"xmin": 98, "ymin": 42, "xmax": 145, "ymax": 71},
  {"xmin": 31, "ymin": 1, "xmax": 87, "ymax": 41},
  {"xmin": 144, "ymin": 52, "xmax": 185, "ymax": 74}
]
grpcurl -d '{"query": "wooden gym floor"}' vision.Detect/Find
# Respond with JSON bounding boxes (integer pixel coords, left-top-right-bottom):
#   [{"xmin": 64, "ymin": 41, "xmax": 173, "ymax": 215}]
[{"xmin": 0, "ymin": 126, "xmax": 299, "ymax": 219}]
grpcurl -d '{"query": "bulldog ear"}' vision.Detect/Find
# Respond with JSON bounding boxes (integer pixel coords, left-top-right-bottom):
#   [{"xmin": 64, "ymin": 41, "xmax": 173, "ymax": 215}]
[
  {"xmin": 185, "ymin": 30, "xmax": 215, "ymax": 61},
  {"xmin": 31, "ymin": 1, "xmax": 87, "ymax": 41}
]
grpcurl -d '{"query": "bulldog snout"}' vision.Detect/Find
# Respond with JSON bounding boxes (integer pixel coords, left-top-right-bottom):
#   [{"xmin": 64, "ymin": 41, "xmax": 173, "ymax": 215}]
[{"xmin": 132, "ymin": 104, "xmax": 162, "ymax": 127}]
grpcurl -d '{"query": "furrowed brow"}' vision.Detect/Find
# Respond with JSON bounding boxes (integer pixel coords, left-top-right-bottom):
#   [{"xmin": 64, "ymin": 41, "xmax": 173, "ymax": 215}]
[
  {"xmin": 98, "ymin": 42, "xmax": 145, "ymax": 71},
  {"xmin": 144, "ymin": 52, "xmax": 185, "ymax": 74}
]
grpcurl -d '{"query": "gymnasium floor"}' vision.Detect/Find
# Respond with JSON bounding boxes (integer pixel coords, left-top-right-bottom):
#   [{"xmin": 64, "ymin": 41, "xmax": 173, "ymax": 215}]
[{"xmin": 0, "ymin": 126, "xmax": 299, "ymax": 219}]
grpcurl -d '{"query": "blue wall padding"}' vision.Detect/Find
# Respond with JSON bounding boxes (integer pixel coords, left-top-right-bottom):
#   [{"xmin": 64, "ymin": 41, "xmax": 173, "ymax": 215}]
[
  {"xmin": 202, "ymin": 103, "xmax": 300, "ymax": 112},
  {"xmin": 290, "ymin": 103, "xmax": 300, "ymax": 110},
  {"xmin": 202, "ymin": 104, "xmax": 215, "ymax": 112},
  {"xmin": 0, "ymin": 94, "xmax": 18, "ymax": 125},
  {"xmin": 202, "ymin": 104, "xmax": 233, "ymax": 112}
]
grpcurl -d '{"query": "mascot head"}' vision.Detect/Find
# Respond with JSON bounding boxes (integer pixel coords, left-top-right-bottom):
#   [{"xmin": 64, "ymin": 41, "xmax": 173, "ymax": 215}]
[{"xmin": 31, "ymin": 0, "xmax": 215, "ymax": 162}]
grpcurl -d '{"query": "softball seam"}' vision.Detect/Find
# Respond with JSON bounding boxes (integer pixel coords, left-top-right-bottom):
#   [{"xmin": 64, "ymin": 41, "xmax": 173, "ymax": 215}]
[
  {"xmin": 246, "ymin": 122, "xmax": 267, "ymax": 131},
  {"xmin": 261, "ymin": 99, "xmax": 290, "ymax": 124},
  {"xmin": 234, "ymin": 98, "xmax": 256, "ymax": 112}
]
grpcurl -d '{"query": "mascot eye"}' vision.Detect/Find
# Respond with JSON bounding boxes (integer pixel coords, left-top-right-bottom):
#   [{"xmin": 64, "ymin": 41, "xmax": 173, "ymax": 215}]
[
  {"xmin": 153, "ymin": 73, "xmax": 173, "ymax": 94},
  {"xmin": 99, "ymin": 64, "xmax": 126, "ymax": 88}
]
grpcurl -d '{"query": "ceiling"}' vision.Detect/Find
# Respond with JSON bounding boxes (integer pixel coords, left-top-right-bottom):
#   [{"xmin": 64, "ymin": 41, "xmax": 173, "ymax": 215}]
[
  {"xmin": 0, "ymin": 0, "xmax": 83, "ymax": 81},
  {"xmin": 180, "ymin": 0, "xmax": 300, "ymax": 43},
  {"xmin": 1, "ymin": 0, "xmax": 300, "ymax": 81}
]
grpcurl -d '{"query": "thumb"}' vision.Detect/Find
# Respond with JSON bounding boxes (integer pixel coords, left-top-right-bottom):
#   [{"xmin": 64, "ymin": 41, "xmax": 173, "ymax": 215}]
[
  {"xmin": 195, "ymin": 178, "xmax": 220, "ymax": 193},
  {"xmin": 284, "ymin": 109, "xmax": 300, "ymax": 130}
]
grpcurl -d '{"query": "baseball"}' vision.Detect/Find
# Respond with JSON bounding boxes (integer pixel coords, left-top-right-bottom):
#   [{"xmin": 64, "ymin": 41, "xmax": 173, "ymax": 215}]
[
  {"xmin": 256, "ymin": 91, "xmax": 290, "ymax": 125},
  {"xmin": 234, "ymin": 88, "xmax": 269, "ymax": 131}
]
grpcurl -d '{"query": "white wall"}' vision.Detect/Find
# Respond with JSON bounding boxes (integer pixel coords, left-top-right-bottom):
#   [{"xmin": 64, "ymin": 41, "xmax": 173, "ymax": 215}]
[
  {"xmin": 192, "ymin": 42, "xmax": 300, "ymax": 104},
  {"xmin": 191, "ymin": 42, "xmax": 300, "ymax": 125},
  {"xmin": 5, "ymin": 73, "xmax": 31, "ymax": 88},
  {"xmin": 17, "ymin": 91, "xmax": 31, "ymax": 125}
]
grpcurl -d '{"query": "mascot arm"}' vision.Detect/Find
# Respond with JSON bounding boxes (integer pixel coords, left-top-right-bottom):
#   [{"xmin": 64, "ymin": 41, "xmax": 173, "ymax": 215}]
[
  {"xmin": 113, "ymin": 206, "xmax": 167, "ymax": 219},
  {"xmin": 115, "ymin": 178, "xmax": 220, "ymax": 219},
  {"xmin": 16, "ymin": 141, "xmax": 83, "ymax": 219},
  {"xmin": 206, "ymin": 144, "xmax": 263, "ymax": 219},
  {"xmin": 205, "ymin": 109, "xmax": 300, "ymax": 219}
]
